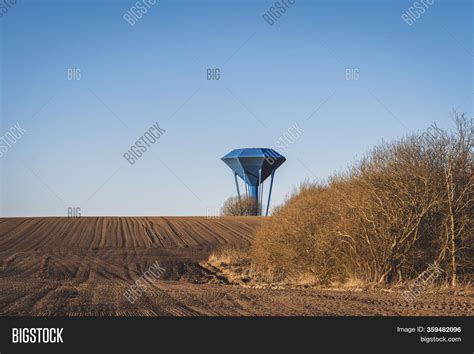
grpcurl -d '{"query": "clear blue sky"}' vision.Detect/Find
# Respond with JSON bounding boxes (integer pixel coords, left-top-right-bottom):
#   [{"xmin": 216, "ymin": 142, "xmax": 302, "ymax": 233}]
[{"xmin": 0, "ymin": 0, "xmax": 472, "ymax": 216}]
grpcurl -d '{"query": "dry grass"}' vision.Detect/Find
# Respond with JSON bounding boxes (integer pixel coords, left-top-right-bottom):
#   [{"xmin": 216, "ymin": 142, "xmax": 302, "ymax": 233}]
[
  {"xmin": 205, "ymin": 248, "xmax": 474, "ymax": 298},
  {"xmin": 204, "ymin": 246, "xmax": 253, "ymax": 285}
]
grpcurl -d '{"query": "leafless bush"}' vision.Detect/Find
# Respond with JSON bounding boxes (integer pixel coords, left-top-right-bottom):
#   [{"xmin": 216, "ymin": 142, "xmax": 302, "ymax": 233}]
[
  {"xmin": 251, "ymin": 114, "xmax": 473, "ymax": 286},
  {"xmin": 221, "ymin": 195, "xmax": 259, "ymax": 216}
]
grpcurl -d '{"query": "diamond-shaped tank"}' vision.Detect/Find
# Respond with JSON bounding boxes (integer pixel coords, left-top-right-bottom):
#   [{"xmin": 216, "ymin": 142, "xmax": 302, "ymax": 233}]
[{"xmin": 221, "ymin": 148, "xmax": 286, "ymax": 216}]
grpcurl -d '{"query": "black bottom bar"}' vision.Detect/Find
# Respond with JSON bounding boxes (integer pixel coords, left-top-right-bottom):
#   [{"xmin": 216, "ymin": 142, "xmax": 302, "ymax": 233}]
[{"xmin": 0, "ymin": 316, "xmax": 472, "ymax": 354}]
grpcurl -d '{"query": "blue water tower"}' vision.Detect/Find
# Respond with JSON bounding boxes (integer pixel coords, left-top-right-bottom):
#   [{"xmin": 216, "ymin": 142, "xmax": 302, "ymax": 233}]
[{"xmin": 222, "ymin": 148, "xmax": 286, "ymax": 216}]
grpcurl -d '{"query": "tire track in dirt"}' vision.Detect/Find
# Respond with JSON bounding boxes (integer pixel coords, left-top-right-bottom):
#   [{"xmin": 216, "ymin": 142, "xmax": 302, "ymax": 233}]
[{"xmin": 140, "ymin": 218, "xmax": 166, "ymax": 248}]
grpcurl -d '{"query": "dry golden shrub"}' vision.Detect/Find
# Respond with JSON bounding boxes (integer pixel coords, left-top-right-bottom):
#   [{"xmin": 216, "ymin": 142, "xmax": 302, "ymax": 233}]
[{"xmin": 251, "ymin": 114, "xmax": 473, "ymax": 286}]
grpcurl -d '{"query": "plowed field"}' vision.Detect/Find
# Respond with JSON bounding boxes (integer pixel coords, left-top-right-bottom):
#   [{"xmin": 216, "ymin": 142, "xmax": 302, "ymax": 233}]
[{"xmin": 0, "ymin": 217, "xmax": 472, "ymax": 316}]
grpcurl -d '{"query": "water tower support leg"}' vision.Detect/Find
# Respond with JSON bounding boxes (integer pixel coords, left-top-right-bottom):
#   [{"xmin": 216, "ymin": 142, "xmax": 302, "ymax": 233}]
[
  {"xmin": 244, "ymin": 174, "xmax": 249, "ymax": 197},
  {"xmin": 258, "ymin": 169, "xmax": 262, "ymax": 216},
  {"xmin": 234, "ymin": 172, "xmax": 241, "ymax": 201},
  {"xmin": 265, "ymin": 171, "xmax": 275, "ymax": 216}
]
